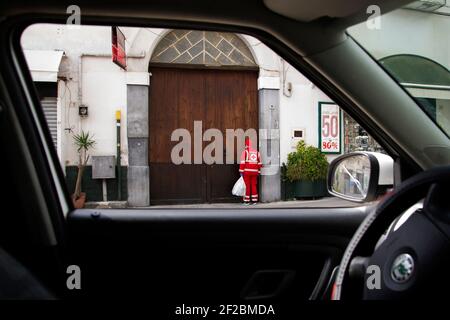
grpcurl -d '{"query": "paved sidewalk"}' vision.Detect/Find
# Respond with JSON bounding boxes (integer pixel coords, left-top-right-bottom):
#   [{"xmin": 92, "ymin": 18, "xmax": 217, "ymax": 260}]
[
  {"xmin": 86, "ymin": 196, "xmax": 366, "ymax": 209},
  {"xmin": 149, "ymin": 197, "xmax": 362, "ymax": 208}
]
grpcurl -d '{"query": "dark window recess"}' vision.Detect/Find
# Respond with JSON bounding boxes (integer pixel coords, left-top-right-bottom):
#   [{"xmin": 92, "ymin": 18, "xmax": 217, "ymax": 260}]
[
  {"xmin": 293, "ymin": 130, "xmax": 303, "ymax": 138},
  {"xmin": 35, "ymin": 82, "xmax": 58, "ymax": 148}
]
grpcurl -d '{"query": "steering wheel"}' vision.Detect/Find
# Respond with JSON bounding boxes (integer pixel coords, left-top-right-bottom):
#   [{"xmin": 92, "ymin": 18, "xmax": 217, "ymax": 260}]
[{"xmin": 333, "ymin": 165, "xmax": 450, "ymax": 300}]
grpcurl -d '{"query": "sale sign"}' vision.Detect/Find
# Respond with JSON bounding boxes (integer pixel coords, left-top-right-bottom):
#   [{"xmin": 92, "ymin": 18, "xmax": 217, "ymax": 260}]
[{"xmin": 319, "ymin": 102, "xmax": 341, "ymax": 153}]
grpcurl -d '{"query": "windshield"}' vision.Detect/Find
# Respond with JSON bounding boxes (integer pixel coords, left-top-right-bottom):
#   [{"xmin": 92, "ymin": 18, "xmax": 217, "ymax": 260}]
[{"xmin": 348, "ymin": 1, "xmax": 450, "ymax": 137}]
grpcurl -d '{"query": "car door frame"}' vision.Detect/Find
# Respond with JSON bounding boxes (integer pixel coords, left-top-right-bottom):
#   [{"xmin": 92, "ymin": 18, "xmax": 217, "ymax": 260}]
[{"xmin": 0, "ymin": 7, "xmax": 424, "ymax": 297}]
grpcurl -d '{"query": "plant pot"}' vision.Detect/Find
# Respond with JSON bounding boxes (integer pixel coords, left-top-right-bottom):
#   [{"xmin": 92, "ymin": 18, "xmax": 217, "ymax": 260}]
[
  {"xmin": 291, "ymin": 180, "xmax": 328, "ymax": 199},
  {"xmin": 283, "ymin": 181, "xmax": 295, "ymax": 200},
  {"xmin": 72, "ymin": 192, "xmax": 86, "ymax": 209},
  {"xmin": 281, "ymin": 179, "xmax": 287, "ymax": 201}
]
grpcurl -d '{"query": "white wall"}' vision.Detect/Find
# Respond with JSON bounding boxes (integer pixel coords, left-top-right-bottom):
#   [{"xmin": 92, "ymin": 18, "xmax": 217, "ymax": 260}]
[
  {"xmin": 22, "ymin": 24, "xmax": 134, "ymax": 167},
  {"xmin": 348, "ymin": 8, "xmax": 450, "ymax": 68},
  {"xmin": 278, "ymin": 62, "xmax": 337, "ymax": 164},
  {"xmin": 78, "ymin": 57, "xmax": 128, "ymax": 165}
]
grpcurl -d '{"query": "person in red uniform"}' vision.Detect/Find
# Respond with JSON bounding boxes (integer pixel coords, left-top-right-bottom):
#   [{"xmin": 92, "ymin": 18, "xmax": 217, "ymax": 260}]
[{"xmin": 239, "ymin": 137, "xmax": 262, "ymax": 205}]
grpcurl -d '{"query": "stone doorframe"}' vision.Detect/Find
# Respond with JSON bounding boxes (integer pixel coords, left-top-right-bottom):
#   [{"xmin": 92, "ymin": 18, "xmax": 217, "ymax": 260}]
[
  {"xmin": 127, "ymin": 72, "xmax": 150, "ymax": 207},
  {"xmin": 258, "ymin": 76, "xmax": 281, "ymax": 203}
]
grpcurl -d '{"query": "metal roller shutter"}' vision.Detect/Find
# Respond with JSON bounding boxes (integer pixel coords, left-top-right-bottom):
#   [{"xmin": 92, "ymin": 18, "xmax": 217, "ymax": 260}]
[{"xmin": 41, "ymin": 97, "xmax": 57, "ymax": 148}]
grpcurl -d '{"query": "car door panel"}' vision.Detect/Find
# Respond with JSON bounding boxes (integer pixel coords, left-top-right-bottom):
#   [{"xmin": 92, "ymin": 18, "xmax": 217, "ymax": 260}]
[{"xmin": 66, "ymin": 207, "xmax": 368, "ymax": 303}]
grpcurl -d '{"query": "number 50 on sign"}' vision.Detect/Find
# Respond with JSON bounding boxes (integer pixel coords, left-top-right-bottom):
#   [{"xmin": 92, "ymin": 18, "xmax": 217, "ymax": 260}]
[{"xmin": 319, "ymin": 102, "xmax": 341, "ymax": 154}]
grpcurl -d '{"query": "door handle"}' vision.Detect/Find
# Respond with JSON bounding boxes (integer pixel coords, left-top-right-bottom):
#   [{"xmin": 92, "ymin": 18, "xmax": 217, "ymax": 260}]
[{"xmin": 240, "ymin": 270, "xmax": 296, "ymax": 300}]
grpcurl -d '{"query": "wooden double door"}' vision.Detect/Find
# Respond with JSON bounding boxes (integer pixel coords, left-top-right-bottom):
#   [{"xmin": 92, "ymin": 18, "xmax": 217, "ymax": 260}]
[{"xmin": 149, "ymin": 67, "xmax": 258, "ymax": 204}]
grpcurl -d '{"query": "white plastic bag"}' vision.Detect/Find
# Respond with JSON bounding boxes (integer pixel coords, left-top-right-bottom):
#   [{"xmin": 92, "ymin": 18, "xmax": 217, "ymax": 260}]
[{"xmin": 232, "ymin": 176, "xmax": 246, "ymax": 197}]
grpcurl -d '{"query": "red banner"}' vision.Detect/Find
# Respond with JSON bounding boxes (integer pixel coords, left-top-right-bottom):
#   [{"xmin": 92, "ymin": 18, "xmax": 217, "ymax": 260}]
[{"xmin": 112, "ymin": 26, "xmax": 126, "ymax": 70}]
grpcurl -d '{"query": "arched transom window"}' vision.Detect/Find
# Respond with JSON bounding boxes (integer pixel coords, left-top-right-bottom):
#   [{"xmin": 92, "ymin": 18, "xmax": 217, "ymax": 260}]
[{"xmin": 150, "ymin": 30, "xmax": 256, "ymax": 67}]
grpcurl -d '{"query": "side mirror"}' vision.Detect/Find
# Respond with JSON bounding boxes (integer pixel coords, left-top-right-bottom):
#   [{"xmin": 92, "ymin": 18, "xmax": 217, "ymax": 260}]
[{"xmin": 327, "ymin": 152, "xmax": 394, "ymax": 203}]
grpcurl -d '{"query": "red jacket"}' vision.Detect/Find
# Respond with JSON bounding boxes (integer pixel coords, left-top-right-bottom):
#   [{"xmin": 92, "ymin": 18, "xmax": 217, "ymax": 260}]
[{"xmin": 239, "ymin": 138, "xmax": 262, "ymax": 175}]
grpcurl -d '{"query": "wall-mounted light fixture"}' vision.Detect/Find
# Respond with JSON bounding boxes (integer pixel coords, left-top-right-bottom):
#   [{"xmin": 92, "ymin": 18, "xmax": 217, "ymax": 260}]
[
  {"xmin": 79, "ymin": 104, "xmax": 88, "ymax": 117},
  {"xmin": 286, "ymin": 82, "xmax": 292, "ymax": 94}
]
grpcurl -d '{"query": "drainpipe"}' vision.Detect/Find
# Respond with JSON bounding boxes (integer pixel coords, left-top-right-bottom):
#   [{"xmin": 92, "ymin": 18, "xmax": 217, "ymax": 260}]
[{"xmin": 116, "ymin": 110, "xmax": 122, "ymax": 200}]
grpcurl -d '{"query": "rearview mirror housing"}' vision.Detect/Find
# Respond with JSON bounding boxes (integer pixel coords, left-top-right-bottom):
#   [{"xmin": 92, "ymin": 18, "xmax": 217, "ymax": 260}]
[{"xmin": 327, "ymin": 152, "xmax": 394, "ymax": 203}]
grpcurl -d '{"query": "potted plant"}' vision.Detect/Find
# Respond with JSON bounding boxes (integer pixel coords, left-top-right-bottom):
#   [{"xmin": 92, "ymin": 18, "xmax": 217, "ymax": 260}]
[
  {"xmin": 285, "ymin": 141, "xmax": 329, "ymax": 199},
  {"xmin": 72, "ymin": 130, "xmax": 95, "ymax": 208}
]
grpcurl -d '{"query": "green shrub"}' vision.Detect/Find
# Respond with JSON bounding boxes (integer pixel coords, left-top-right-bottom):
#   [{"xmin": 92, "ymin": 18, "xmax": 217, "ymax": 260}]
[{"xmin": 286, "ymin": 141, "xmax": 329, "ymax": 182}]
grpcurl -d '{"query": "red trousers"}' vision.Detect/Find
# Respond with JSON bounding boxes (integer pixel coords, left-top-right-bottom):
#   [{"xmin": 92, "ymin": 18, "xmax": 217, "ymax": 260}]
[{"xmin": 243, "ymin": 174, "xmax": 258, "ymax": 202}]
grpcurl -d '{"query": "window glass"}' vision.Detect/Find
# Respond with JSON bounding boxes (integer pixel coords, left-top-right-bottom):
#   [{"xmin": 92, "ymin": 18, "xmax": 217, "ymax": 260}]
[
  {"xmin": 21, "ymin": 24, "xmax": 386, "ymax": 209},
  {"xmin": 348, "ymin": 2, "xmax": 450, "ymax": 137}
]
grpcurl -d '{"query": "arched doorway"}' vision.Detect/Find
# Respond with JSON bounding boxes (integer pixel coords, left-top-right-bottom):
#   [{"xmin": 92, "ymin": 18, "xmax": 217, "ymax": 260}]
[{"xmin": 148, "ymin": 30, "xmax": 259, "ymax": 204}]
